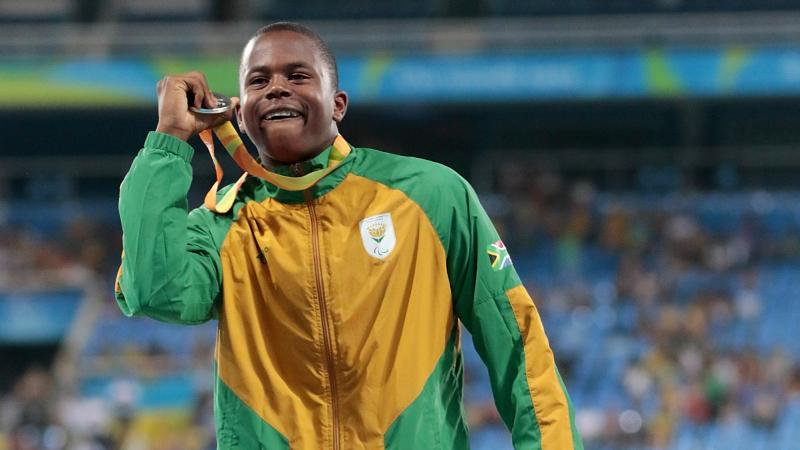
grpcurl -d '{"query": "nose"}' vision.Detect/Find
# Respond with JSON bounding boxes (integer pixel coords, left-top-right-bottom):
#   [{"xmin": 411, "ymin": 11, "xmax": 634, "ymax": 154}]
[{"xmin": 265, "ymin": 77, "xmax": 291, "ymax": 100}]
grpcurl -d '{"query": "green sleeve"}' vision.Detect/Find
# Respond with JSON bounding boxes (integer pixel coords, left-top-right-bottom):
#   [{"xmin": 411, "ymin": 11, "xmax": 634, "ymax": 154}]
[
  {"xmin": 115, "ymin": 131, "xmax": 221, "ymax": 324},
  {"xmin": 443, "ymin": 174, "xmax": 583, "ymax": 450}
]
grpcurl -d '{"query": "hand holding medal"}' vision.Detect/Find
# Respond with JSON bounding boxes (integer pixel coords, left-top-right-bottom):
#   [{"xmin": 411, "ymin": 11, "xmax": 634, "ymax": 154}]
[{"xmin": 154, "ymin": 71, "xmax": 235, "ymax": 141}]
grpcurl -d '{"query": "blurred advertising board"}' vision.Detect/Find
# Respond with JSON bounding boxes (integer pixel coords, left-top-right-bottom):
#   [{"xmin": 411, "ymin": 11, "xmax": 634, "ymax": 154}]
[{"xmin": 5, "ymin": 46, "xmax": 800, "ymax": 107}]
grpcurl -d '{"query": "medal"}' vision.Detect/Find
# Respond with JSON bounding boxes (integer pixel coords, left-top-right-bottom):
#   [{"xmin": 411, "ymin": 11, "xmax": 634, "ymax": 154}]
[{"xmin": 191, "ymin": 92, "xmax": 232, "ymax": 114}]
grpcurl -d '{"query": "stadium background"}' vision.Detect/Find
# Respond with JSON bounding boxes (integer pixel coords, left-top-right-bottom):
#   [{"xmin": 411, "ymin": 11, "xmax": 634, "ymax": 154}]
[{"xmin": 3, "ymin": 1, "xmax": 800, "ymax": 449}]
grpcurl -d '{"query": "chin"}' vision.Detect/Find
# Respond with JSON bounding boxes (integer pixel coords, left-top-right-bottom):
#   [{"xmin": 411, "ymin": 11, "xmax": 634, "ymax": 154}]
[
  {"xmin": 262, "ymin": 142, "xmax": 310, "ymax": 164},
  {"xmin": 259, "ymin": 134, "xmax": 299, "ymax": 158}
]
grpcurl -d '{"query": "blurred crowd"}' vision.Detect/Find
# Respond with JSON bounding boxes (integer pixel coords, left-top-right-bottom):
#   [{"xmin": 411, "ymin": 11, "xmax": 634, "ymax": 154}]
[
  {"xmin": 2, "ymin": 165, "xmax": 800, "ymax": 449},
  {"xmin": 0, "ymin": 346, "xmax": 216, "ymax": 450},
  {"xmin": 0, "ymin": 216, "xmax": 118, "ymax": 291},
  {"xmin": 466, "ymin": 163, "xmax": 800, "ymax": 449}
]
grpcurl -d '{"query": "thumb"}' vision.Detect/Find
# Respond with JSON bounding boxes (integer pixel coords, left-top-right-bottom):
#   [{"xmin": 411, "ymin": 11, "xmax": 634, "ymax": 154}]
[
  {"xmin": 227, "ymin": 96, "xmax": 240, "ymax": 122},
  {"xmin": 228, "ymin": 97, "xmax": 246, "ymax": 135}
]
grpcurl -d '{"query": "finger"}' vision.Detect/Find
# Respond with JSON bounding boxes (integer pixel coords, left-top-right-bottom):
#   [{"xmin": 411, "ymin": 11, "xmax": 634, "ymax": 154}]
[
  {"xmin": 157, "ymin": 76, "xmax": 189, "ymax": 112},
  {"xmin": 199, "ymin": 73, "xmax": 216, "ymax": 108},
  {"xmin": 186, "ymin": 72, "xmax": 208, "ymax": 108},
  {"xmin": 181, "ymin": 75, "xmax": 208, "ymax": 109},
  {"xmin": 187, "ymin": 71, "xmax": 215, "ymax": 108}
]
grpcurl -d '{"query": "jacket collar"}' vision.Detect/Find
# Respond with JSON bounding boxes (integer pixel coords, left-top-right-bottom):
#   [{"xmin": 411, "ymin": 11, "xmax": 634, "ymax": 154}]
[
  {"xmin": 270, "ymin": 146, "xmax": 332, "ymax": 177},
  {"xmin": 259, "ymin": 142, "xmax": 355, "ymax": 204}
]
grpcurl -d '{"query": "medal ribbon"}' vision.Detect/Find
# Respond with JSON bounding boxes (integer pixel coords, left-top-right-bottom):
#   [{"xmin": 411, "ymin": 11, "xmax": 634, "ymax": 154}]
[{"xmin": 198, "ymin": 121, "xmax": 351, "ymax": 213}]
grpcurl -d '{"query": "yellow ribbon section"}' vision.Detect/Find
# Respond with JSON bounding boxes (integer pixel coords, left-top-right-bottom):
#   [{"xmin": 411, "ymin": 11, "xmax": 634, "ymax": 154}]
[{"xmin": 199, "ymin": 121, "xmax": 351, "ymax": 213}]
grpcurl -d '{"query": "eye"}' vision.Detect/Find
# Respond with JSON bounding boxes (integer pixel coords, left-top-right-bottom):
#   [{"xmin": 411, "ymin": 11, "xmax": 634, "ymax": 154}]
[
  {"xmin": 289, "ymin": 72, "xmax": 310, "ymax": 81},
  {"xmin": 248, "ymin": 76, "xmax": 268, "ymax": 87}
]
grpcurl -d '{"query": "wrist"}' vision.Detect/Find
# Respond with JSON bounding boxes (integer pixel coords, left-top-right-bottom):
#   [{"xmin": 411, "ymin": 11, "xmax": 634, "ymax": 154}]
[
  {"xmin": 155, "ymin": 123, "xmax": 192, "ymax": 141},
  {"xmin": 145, "ymin": 131, "xmax": 195, "ymax": 162}
]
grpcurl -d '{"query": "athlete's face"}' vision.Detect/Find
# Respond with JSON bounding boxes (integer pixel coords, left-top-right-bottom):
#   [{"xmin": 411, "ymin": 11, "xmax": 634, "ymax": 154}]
[{"xmin": 236, "ymin": 31, "xmax": 348, "ymax": 164}]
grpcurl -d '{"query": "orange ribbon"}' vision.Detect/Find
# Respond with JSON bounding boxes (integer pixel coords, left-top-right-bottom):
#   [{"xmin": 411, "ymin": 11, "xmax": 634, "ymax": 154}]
[{"xmin": 198, "ymin": 121, "xmax": 351, "ymax": 213}]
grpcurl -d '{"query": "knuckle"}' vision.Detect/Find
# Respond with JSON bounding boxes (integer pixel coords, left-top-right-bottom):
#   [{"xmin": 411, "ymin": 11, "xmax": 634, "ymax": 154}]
[{"xmin": 160, "ymin": 75, "xmax": 179, "ymax": 88}]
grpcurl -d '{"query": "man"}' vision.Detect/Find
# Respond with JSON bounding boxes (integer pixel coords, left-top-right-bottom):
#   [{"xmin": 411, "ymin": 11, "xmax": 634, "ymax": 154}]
[{"xmin": 115, "ymin": 22, "xmax": 583, "ymax": 449}]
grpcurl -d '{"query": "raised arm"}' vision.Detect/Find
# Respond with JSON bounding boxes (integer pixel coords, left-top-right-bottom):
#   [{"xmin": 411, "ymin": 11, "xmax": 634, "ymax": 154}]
[{"xmin": 114, "ymin": 72, "xmax": 234, "ymax": 324}]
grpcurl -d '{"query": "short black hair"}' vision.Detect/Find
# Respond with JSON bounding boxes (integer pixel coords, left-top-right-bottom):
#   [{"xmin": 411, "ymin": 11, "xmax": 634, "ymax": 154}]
[{"xmin": 248, "ymin": 22, "xmax": 339, "ymax": 90}]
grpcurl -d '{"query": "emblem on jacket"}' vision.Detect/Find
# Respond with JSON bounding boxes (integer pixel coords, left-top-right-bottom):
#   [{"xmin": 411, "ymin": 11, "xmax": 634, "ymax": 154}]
[
  {"xmin": 487, "ymin": 239, "xmax": 512, "ymax": 271},
  {"xmin": 360, "ymin": 213, "xmax": 396, "ymax": 260}
]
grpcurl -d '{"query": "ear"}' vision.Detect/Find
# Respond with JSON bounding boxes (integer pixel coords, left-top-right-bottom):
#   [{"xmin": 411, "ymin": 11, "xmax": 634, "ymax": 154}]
[
  {"xmin": 232, "ymin": 96, "xmax": 247, "ymax": 135},
  {"xmin": 332, "ymin": 90, "xmax": 348, "ymax": 123}
]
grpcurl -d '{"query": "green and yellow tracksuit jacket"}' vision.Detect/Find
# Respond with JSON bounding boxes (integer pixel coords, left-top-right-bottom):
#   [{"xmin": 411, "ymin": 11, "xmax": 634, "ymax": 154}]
[{"xmin": 115, "ymin": 131, "xmax": 583, "ymax": 450}]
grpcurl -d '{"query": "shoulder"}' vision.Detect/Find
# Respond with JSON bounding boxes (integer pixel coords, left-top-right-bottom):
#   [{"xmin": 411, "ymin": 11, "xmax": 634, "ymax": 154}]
[
  {"xmin": 350, "ymin": 147, "xmax": 471, "ymax": 198},
  {"xmin": 349, "ymin": 147, "xmax": 481, "ymax": 247}
]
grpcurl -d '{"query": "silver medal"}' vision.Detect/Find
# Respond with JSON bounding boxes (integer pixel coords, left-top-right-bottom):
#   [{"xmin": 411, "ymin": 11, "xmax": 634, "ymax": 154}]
[{"xmin": 191, "ymin": 92, "xmax": 232, "ymax": 114}]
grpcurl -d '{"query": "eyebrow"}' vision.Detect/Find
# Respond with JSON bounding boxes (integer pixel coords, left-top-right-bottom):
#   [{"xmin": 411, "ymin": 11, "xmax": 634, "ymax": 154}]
[{"xmin": 245, "ymin": 62, "xmax": 314, "ymax": 77}]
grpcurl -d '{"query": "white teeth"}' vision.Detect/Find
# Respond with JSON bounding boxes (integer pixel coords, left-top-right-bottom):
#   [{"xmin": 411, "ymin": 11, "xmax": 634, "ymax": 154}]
[{"xmin": 265, "ymin": 109, "xmax": 300, "ymax": 120}]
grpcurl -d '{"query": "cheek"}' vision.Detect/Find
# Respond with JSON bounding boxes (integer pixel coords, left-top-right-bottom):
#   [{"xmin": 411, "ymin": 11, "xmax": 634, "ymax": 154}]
[
  {"xmin": 242, "ymin": 100, "xmax": 259, "ymax": 125},
  {"xmin": 310, "ymin": 96, "xmax": 334, "ymax": 122}
]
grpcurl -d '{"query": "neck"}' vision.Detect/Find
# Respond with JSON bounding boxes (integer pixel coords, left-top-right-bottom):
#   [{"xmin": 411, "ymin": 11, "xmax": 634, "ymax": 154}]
[{"xmin": 259, "ymin": 134, "xmax": 337, "ymax": 169}]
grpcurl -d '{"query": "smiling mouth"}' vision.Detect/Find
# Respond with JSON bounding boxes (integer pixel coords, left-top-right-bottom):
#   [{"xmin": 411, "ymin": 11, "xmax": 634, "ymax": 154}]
[{"xmin": 262, "ymin": 109, "xmax": 303, "ymax": 122}]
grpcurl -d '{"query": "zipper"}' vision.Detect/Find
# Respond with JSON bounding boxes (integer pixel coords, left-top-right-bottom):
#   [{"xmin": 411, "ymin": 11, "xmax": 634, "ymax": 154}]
[{"xmin": 295, "ymin": 163, "xmax": 341, "ymax": 450}]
